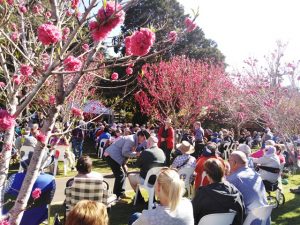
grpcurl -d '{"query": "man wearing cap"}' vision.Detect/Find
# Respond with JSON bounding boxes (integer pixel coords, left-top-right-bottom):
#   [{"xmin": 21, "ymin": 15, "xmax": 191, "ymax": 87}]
[
  {"xmin": 172, "ymin": 141, "xmax": 196, "ymax": 170},
  {"xmin": 128, "ymin": 135, "xmax": 165, "ymax": 203},
  {"xmin": 158, "ymin": 118, "xmax": 174, "ymax": 166},
  {"xmin": 104, "ymin": 130, "xmax": 150, "ymax": 199},
  {"xmin": 194, "ymin": 142, "xmax": 225, "ymax": 189}
]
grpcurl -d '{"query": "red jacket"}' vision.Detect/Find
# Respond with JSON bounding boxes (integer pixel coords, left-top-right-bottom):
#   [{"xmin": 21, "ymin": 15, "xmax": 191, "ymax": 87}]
[{"xmin": 158, "ymin": 126, "xmax": 174, "ymax": 150}]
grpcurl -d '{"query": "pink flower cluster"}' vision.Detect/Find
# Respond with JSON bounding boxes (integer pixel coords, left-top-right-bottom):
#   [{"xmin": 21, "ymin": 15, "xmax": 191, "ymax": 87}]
[
  {"xmin": 13, "ymin": 75, "xmax": 22, "ymax": 85},
  {"xmin": 36, "ymin": 132, "xmax": 46, "ymax": 144},
  {"xmin": 63, "ymin": 56, "xmax": 82, "ymax": 72},
  {"xmin": 32, "ymin": 4, "xmax": 44, "ymax": 14},
  {"xmin": 37, "ymin": 24, "xmax": 62, "ymax": 45},
  {"xmin": 71, "ymin": 0, "xmax": 79, "ymax": 9},
  {"xmin": 32, "ymin": 188, "xmax": 42, "ymax": 200},
  {"xmin": 49, "ymin": 95, "xmax": 56, "ymax": 105},
  {"xmin": 111, "ymin": 72, "xmax": 119, "ymax": 80},
  {"xmin": 71, "ymin": 107, "xmax": 83, "ymax": 117},
  {"xmin": 89, "ymin": 2, "xmax": 125, "ymax": 42},
  {"xmin": 126, "ymin": 67, "xmax": 133, "ymax": 75},
  {"xmin": 0, "ymin": 82, "xmax": 5, "ymax": 88},
  {"xmin": 20, "ymin": 64, "xmax": 33, "ymax": 76},
  {"xmin": 0, "ymin": 219, "xmax": 9, "ymax": 225},
  {"xmin": 168, "ymin": 31, "xmax": 177, "ymax": 43},
  {"xmin": 19, "ymin": 4, "xmax": 27, "ymax": 13},
  {"xmin": 82, "ymin": 43, "xmax": 89, "ymax": 52},
  {"xmin": 10, "ymin": 31, "xmax": 20, "ymax": 42},
  {"xmin": 0, "ymin": 110, "xmax": 15, "ymax": 131},
  {"xmin": 0, "ymin": 0, "xmax": 13, "ymax": 5},
  {"xmin": 184, "ymin": 17, "xmax": 197, "ymax": 32},
  {"xmin": 62, "ymin": 27, "xmax": 70, "ymax": 40},
  {"xmin": 125, "ymin": 28, "xmax": 156, "ymax": 56}
]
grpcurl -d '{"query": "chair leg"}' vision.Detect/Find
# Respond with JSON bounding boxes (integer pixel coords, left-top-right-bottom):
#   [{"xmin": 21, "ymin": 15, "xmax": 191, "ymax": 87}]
[
  {"xmin": 148, "ymin": 189, "xmax": 154, "ymax": 209},
  {"xmin": 133, "ymin": 185, "xmax": 139, "ymax": 205}
]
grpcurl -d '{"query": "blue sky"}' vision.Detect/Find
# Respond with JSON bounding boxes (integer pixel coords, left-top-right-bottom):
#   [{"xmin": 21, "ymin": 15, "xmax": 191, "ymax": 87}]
[{"xmin": 178, "ymin": 0, "xmax": 300, "ymax": 70}]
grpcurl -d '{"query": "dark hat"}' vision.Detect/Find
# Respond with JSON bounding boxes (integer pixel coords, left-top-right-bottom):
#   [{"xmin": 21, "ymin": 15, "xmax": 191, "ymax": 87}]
[{"xmin": 137, "ymin": 130, "xmax": 150, "ymax": 139}]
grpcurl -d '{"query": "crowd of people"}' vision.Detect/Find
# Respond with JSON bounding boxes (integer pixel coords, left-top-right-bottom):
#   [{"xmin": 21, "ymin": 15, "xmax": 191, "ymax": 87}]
[{"xmin": 1, "ymin": 114, "xmax": 300, "ymax": 225}]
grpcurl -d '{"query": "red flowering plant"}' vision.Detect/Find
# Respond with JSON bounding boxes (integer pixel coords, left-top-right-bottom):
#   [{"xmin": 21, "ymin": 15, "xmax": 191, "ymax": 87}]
[{"xmin": 0, "ymin": 1, "xmax": 196, "ymax": 224}]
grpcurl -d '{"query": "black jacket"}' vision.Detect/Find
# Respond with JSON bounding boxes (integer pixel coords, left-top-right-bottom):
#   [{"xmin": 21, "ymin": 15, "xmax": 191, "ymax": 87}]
[{"xmin": 192, "ymin": 181, "xmax": 245, "ymax": 225}]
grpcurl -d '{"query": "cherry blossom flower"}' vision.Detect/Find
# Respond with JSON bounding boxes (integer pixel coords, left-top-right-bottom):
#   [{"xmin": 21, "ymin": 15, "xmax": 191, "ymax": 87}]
[
  {"xmin": 0, "ymin": 82, "xmax": 5, "ymax": 88},
  {"xmin": 10, "ymin": 31, "xmax": 19, "ymax": 42},
  {"xmin": 82, "ymin": 43, "xmax": 89, "ymax": 52},
  {"xmin": 20, "ymin": 64, "xmax": 33, "ymax": 76},
  {"xmin": 62, "ymin": 27, "xmax": 70, "ymax": 40},
  {"xmin": 13, "ymin": 75, "xmax": 22, "ymax": 85},
  {"xmin": 32, "ymin": 188, "xmax": 42, "ymax": 200},
  {"xmin": 36, "ymin": 133, "xmax": 46, "ymax": 144},
  {"xmin": 37, "ymin": 24, "xmax": 62, "ymax": 45},
  {"xmin": 90, "ymin": 2, "xmax": 125, "ymax": 42},
  {"xmin": 111, "ymin": 72, "xmax": 119, "ymax": 80},
  {"xmin": 125, "ymin": 28, "xmax": 155, "ymax": 56},
  {"xmin": 45, "ymin": 11, "xmax": 51, "ymax": 18},
  {"xmin": 126, "ymin": 67, "xmax": 133, "ymax": 75},
  {"xmin": 19, "ymin": 4, "xmax": 27, "ymax": 13},
  {"xmin": 71, "ymin": 107, "xmax": 83, "ymax": 117},
  {"xmin": 168, "ymin": 31, "xmax": 177, "ymax": 43},
  {"xmin": 184, "ymin": 17, "xmax": 197, "ymax": 32},
  {"xmin": 0, "ymin": 110, "xmax": 15, "ymax": 131},
  {"xmin": 0, "ymin": 219, "xmax": 10, "ymax": 225},
  {"xmin": 71, "ymin": 0, "xmax": 79, "ymax": 9},
  {"xmin": 32, "ymin": 4, "xmax": 44, "ymax": 14},
  {"xmin": 49, "ymin": 95, "xmax": 56, "ymax": 105},
  {"xmin": 63, "ymin": 56, "xmax": 82, "ymax": 72}
]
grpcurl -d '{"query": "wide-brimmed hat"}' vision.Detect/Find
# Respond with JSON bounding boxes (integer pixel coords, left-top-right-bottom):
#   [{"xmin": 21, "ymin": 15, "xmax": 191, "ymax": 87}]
[
  {"xmin": 176, "ymin": 141, "xmax": 195, "ymax": 154},
  {"xmin": 164, "ymin": 118, "xmax": 172, "ymax": 124}
]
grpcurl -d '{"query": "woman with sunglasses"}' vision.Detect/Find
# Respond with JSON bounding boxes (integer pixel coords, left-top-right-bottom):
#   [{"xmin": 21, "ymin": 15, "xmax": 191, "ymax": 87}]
[{"xmin": 129, "ymin": 168, "xmax": 194, "ymax": 225}]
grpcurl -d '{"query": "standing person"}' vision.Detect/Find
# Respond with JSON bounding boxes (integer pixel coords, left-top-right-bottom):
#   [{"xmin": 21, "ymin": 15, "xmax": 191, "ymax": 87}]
[
  {"xmin": 192, "ymin": 121, "xmax": 205, "ymax": 159},
  {"xmin": 128, "ymin": 136, "xmax": 165, "ymax": 203},
  {"xmin": 15, "ymin": 127, "xmax": 37, "ymax": 150},
  {"xmin": 104, "ymin": 130, "xmax": 150, "ymax": 199},
  {"xmin": 71, "ymin": 121, "xmax": 85, "ymax": 159},
  {"xmin": 158, "ymin": 118, "xmax": 174, "ymax": 166}
]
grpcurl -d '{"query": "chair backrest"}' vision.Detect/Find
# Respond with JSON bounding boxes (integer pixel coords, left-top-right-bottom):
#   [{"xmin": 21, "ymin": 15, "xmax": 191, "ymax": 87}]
[
  {"xmin": 178, "ymin": 167, "xmax": 195, "ymax": 187},
  {"xmin": 54, "ymin": 145, "xmax": 69, "ymax": 161},
  {"xmin": 200, "ymin": 171, "xmax": 207, "ymax": 186},
  {"xmin": 19, "ymin": 145, "xmax": 34, "ymax": 159},
  {"xmin": 198, "ymin": 212, "xmax": 236, "ymax": 225},
  {"xmin": 243, "ymin": 205, "xmax": 274, "ymax": 225},
  {"xmin": 99, "ymin": 138, "xmax": 109, "ymax": 149},
  {"xmin": 143, "ymin": 167, "xmax": 164, "ymax": 188}
]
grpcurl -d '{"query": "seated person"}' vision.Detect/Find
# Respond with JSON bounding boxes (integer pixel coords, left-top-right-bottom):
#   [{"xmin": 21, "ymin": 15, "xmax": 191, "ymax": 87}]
[
  {"xmin": 15, "ymin": 127, "xmax": 37, "ymax": 150},
  {"xmin": 129, "ymin": 168, "xmax": 194, "ymax": 225},
  {"xmin": 66, "ymin": 200, "xmax": 108, "ymax": 225},
  {"xmin": 237, "ymin": 144, "xmax": 254, "ymax": 169},
  {"xmin": 194, "ymin": 142, "xmax": 225, "ymax": 188},
  {"xmin": 192, "ymin": 158, "xmax": 245, "ymax": 225},
  {"xmin": 128, "ymin": 136, "xmax": 165, "ymax": 203},
  {"xmin": 253, "ymin": 145, "xmax": 281, "ymax": 184},
  {"xmin": 4, "ymin": 152, "xmax": 56, "ymax": 225},
  {"xmin": 66, "ymin": 155, "xmax": 103, "ymax": 187},
  {"xmin": 171, "ymin": 141, "xmax": 196, "ymax": 170}
]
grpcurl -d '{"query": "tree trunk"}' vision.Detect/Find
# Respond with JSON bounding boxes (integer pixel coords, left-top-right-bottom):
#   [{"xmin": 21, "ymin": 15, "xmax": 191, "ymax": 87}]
[
  {"xmin": 8, "ymin": 105, "xmax": 61, "ymax": 225},
  {"xmin": 0, "ymin": 126, "xmax": 15, "ymax": 217}
]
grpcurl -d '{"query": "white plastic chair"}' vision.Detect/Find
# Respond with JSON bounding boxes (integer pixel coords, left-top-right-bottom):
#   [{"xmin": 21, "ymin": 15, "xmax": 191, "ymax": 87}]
[
  {"xmin": 198, "ymin": 212, "xmax": 236, "ymax": 225},
  {"xmin": 133, "ymin": 167, "xmax": 164, "ymax": 209},
  {"xmin": 178, "ymin": 167, "xmax": 195, "ymax": 198},
  {"xmin": 18, "ymin": 146, "xmax": 34, "ymax": 172},
  {"xmin": 243, "ymin": 205, "xmax": 274, "ymax": 225},
  {"xmin": 98, "ymin": 138, "xmax": 108, "ymax": 158},
  {"xmin": 53, "ymin": 145, "xmax": 69, "ymax": 176}
]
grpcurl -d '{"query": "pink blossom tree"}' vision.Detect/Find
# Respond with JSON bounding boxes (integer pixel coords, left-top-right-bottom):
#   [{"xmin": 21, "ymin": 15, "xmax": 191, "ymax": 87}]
[
  {"xmin": 135, "ymin": 56, "xmax": 230, "ymax": 129},
  {"xmin": 0, "ymin": 0, "xmax": 193, "ymax": 223}
]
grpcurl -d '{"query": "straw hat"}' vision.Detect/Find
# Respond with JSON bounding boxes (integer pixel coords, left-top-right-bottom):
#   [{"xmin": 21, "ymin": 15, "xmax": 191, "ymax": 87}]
[{"xmin": 176, "ymin": 141, "xmax": 195, "ymax": 154}]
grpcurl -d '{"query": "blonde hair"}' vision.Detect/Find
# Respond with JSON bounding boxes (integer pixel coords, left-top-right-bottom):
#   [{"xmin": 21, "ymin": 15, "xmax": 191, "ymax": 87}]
[
  {"xmin": 156, "ymin": 168, "xmax": 184, "ymax": 211},
  {"xmin": 65, "ymin": 200, "xmax": 108, "ymax": 225}
]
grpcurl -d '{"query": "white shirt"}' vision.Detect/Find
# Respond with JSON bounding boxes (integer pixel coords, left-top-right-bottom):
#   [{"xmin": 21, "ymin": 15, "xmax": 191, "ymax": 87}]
[{"xmin": 253, "ymin": 154, "xmax": 280, "ymax": 183}]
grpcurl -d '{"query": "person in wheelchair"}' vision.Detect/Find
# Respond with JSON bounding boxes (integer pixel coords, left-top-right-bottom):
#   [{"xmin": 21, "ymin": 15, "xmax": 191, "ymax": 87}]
[{"xmin": 253, "ymin": 145, "xmax": 281, "ymax": 192}]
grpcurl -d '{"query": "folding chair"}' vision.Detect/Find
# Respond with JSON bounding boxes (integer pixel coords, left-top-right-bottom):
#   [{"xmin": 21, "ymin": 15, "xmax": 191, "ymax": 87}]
[
  {"xmin": 53, "ymin": 145, "xmax": 69, "ymax": 176},
  {"xmin": 243, "ymin": 205, "xmax": 274, "ymax": 225},
  {"xmin": 18, "ymin": 146, "xmax": 34, "ymax": 172},
  {"xmin": 133, "ymin": 167, "xmax": 164, "ymax": 209},
  {"xmin": 198, "ymin": 212, "xmax": 236, "ymax": 225},
  {"xmin": 178, "ymin": 167, "xmax": 195, "ymax": 198},
  {"xmin": 98, "ymin": 138, "xmax": 108, "ymax": 158},
  {"xmin": 65, "ymin": 178, "xmax": 117, "ymax": 216}
]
